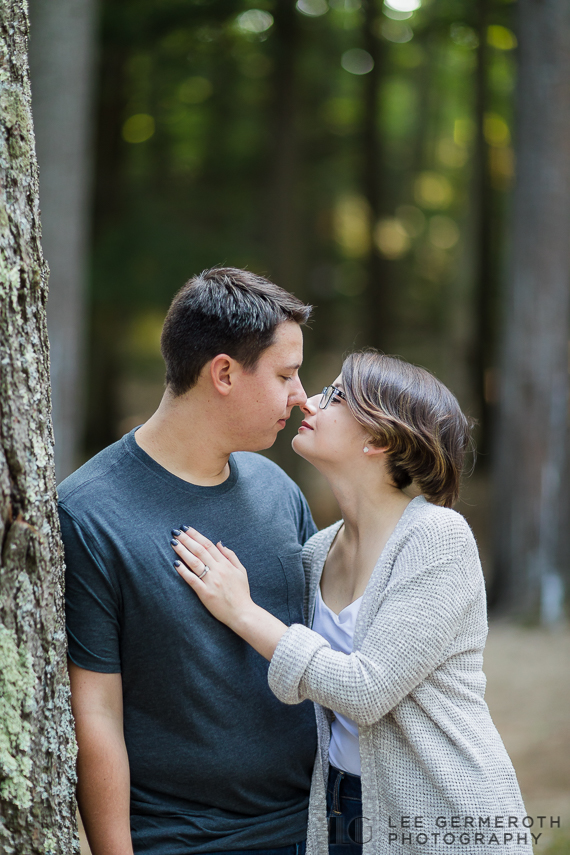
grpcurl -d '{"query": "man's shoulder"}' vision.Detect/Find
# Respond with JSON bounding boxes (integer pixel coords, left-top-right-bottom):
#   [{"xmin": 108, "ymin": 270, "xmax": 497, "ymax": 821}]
[{"xmin": 57, "ymin": 435, "xmax": 131, "ymax": 510}]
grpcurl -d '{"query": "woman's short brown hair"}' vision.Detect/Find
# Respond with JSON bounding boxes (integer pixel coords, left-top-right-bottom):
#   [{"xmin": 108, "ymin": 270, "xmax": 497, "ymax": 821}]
[{"xmin": 341, "ymin": 351, "xmax": 473, "ymax": 508}]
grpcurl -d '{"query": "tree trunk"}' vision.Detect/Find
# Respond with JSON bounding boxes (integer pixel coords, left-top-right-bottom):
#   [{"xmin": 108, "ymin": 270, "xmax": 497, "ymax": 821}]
[
  {"xmin": 267, "ymin": 0, "xmax": 299, "ymax": 292},
  {"xmin": 0, "ymin": 1, "xmax": 79, "ymax": 851},
  {"xmin": 492, "ymin": 0, "xmax": 570, "ymax": 622},
  {"xmin": 472, "ymin": 0, "xmax": 494, "ymax": 459},
  {"xmin": 28, "ymin": 0, "xmax": 98, "ymax": 482},
  {"xmin": 362, "ymin": 0, "xmax": 389, "ymax": 350}
]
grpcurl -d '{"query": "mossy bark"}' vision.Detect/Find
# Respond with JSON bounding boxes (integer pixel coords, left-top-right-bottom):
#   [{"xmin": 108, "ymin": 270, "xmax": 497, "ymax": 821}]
[{"xmin": 0, "ymin": 1, "xmax": 80, "ymax": 851}]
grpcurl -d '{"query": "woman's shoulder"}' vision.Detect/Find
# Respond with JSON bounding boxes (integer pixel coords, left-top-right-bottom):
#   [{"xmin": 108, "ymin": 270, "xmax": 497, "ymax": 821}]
[
  {"xmin": 408, "ymin": 496, "xmax": 473, "ymax": 531},
  {"xmin": 399, "ymin": 497, "xmax": 480, "ymax": 572}
]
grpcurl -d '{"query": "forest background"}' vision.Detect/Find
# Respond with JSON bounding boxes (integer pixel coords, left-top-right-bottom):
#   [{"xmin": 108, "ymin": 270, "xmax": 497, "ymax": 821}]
[{"xmin": 22, "ymin": 0, "xmax": 570, "ymax": 850}]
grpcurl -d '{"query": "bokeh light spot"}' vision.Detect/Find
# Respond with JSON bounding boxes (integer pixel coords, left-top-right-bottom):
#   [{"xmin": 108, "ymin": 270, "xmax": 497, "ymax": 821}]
[
  {"xmin": 334, "ymin": 195, "xmax": 371, "ymax": 258},
  {"xmin": 122, "ymin": 114, "xmax": 155, "ymax": 144},
  {"xmin": 484, "ymin": 113, "xmax": 510, "ymax": 147},
  {"xmin": 178, "ymin": 77, "xmax": 213, "ymax": 104},
  {"xmin": 384, "ymin": 0, "xmax": 420, "ymax": 11},
  {"xmin": 374, "ymin": 218, "xmax": 410, "ymax": 259},
  {"xmin": 329, "ymin": 0, "xmax": 361, "ymax": 9},
  {"xmin": 453, "ymin": 118, "xmax": 475, "ymax": 146},
  {"xmin": 381, "ymin": 20, "xmax": 413, "ymax": 42},
  {"xmin": 428, "ymin": 216, "xmax": 460, "ymax": 249},
  {"xmin": 437, "ymin": 138, "xmax": 468, "ymax": 168},
  {"xmin": 487, "ymin": 25, "xmax": 517, "ymax": 51},
  {"xmin": 296, "ymin": 0, "xmax": 329, "ymax": 16},
  {"xmin": 128, "ymin": 311, "xmax": 164, "ymax": 358},
  {"xmin": 341, "ymin": 48, "xmax": 374, "ymax": 75},
  {"xmin": 414, "ymin": 172, "xmax": 454, "ymax": 209},
  {"xmin": 383, "ymin": 7, "xmax": 412, "ymax": 20},
  {"xmin": 236, "ymin": 10, "xmax": 274, "ymax": 33},
  {"xmin": 450, "ymin": 23, "xmax": 479, "ymax": 50},
  {"xmin": 489, "ymin": 146, "xmax": 515, "ymax": 189}
]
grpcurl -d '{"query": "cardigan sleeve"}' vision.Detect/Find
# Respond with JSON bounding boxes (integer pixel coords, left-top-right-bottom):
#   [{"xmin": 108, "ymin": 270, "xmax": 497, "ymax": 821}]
[{"xmin": 268, "ymin": 525, "xmax": 484, "ymax": 726}]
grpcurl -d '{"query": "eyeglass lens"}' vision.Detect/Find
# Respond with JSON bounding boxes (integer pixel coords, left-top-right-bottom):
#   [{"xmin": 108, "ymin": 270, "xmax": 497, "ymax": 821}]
[{"xmin": 320, "ymin": 386, "xmax": 334, "ymax": 409}]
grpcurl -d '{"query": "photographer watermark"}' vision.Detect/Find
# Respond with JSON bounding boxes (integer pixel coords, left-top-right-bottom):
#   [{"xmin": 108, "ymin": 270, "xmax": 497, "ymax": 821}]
[
  {"xmin": 328, "ymin": 815, "xmax": 562, "ymax": 846},
  {"xmin": 386, "ymin": 815, "xmax": 561, "ymax": 846}
]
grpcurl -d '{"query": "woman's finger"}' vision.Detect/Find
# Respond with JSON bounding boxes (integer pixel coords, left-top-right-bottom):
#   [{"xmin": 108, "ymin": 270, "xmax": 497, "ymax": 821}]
[
  {"xmin": 171, "ymin": 539, "xmax": 209, "ymax": 576},
  {"xmin": 172, "ymin": 533, "xmax": 214, "ymax": 567},
  {"xmin": 178, "ymin": 526, "xmax": 219, "ymax": 556},
  {"xmin": 217, "ymin": 543, "xmax": 244, "ymax": 571},
  {"xmin": 176, "ymin": 531, "xmax": 225, "ymax": 565},
  {"xmin": 174, "ymin": 560, "xmax": 208, "ymax": 593}
]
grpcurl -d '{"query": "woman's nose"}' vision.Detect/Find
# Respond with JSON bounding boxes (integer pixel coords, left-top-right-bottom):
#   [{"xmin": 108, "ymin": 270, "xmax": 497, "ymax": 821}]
[{"xmin": 301, "ymin": 395, "xmax": 319, "ymax": 415}]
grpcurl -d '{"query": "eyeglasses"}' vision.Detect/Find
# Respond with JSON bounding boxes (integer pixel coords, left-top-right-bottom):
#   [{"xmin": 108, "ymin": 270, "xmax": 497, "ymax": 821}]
[{"xmin": 319, "ymin": 385, "xmax": 347, "ymax": 409}]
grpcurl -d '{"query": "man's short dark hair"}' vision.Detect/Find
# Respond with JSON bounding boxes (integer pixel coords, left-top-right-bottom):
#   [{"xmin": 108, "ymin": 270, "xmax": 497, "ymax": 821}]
[{"xmin": 161, "ymin": 267, "xmax": 312, "ymax": 396}]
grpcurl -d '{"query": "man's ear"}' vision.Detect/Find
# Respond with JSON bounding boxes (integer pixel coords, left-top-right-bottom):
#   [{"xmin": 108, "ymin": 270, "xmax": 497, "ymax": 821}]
[{"xmin": 209, "ymin": 354, "xmax": 236, "ymax": 396}]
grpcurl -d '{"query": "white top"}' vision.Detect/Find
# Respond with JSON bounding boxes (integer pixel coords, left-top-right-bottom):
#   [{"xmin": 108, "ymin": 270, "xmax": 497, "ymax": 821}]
[{"xmin": 312, "ymin": 586, "xmax": 363, "ymax": 775}]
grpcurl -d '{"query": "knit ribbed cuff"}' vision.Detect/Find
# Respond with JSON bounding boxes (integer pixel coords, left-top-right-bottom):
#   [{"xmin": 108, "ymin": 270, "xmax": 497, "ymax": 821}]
[{"xmin": 268, "ymin": 623, "xmax": 331, "ymax": 704}]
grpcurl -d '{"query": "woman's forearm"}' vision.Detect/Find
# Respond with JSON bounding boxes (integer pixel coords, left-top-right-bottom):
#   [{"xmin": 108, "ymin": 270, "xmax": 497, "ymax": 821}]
[{"xmin": 230, "ymin": 604, "xmax": 289, "ymax": 661}]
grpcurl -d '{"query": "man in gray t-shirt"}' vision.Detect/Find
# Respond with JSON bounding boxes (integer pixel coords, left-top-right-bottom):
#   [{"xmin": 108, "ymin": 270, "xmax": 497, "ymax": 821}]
[{"xmin": 61, "ymin": 268, "xmax": 318, "ymax": 855}]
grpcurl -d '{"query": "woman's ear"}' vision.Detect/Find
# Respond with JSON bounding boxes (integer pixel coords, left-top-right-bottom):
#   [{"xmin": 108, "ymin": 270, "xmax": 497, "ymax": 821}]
[{"xmin": 363, "ymin": 442, "xmax": 388, "ymax": 456}]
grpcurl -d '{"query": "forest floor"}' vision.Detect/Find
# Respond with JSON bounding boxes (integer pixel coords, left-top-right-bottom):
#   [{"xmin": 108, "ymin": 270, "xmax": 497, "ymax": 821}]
[
  {"xmin": 78, "ymin": 623, "xmax": 570, "ymax": 855},
  {"xmin": 483, "ymin": 623, "xmax": 570, "ymax": 853}
]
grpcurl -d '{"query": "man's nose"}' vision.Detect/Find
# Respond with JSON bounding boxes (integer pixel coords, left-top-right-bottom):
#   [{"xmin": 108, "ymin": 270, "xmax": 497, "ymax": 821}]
[{"xmin": 289, "ymin": 376, "xmax": 308, "ymax": 408}]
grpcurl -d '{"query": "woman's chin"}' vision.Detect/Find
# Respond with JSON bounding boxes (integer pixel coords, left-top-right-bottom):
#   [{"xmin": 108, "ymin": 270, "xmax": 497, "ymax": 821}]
[{"xmin": 291, "ymin": 432, "xmax": 313, "ymax": 461}]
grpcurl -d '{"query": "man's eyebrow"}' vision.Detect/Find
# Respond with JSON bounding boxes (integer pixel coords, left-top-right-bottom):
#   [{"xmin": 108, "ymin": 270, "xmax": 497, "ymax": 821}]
[{"xmin": 283, "ymin": 363, "xmax": 302, "ymax": 370}]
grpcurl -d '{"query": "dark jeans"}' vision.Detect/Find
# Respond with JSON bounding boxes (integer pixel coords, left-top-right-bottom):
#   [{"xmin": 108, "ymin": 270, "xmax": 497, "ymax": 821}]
[
  {"xmin": 326, "ymin": 765, "xmax": 364, "ymax": 855},
  {"xmin": 205, "ymin": 843, "xmax": 306, "ymax": 855}
]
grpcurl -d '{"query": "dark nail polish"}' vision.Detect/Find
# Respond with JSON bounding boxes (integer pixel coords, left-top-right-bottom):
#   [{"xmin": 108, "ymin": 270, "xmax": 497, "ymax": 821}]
[
  {"xmin": 173, "ymin": 560, "xmax": 181, "ymax": 568},
  {"xmin": 171, "ymin": 529, "xmax": 181, "ymax": 537},
  {"xmin": 181, "ymin": 525, "xmax": 189, "ymax": 532},
  {"xmin": 170, "ymin": 538, "xmax": 179, "ymax": 547}
]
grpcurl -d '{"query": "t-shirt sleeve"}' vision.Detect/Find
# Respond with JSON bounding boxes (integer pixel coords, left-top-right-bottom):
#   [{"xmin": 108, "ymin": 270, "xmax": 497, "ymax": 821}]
[
  {"xmin": 296, "ymin": 487, "xmax": 318, "ymax": 544},
  {"xmin": 60, "ymin": 504, "xmax": 122, "ymax": 673}
]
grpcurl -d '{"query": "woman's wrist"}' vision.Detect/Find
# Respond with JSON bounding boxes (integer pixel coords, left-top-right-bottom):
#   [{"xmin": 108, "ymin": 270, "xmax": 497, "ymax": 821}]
[
  {"xmin": 230, "ymin": 603, "xmax": 289, "ymax": 662},
  {"xmin": 229, "ymin": 602, "xmax": 262, "ymax": 636}
]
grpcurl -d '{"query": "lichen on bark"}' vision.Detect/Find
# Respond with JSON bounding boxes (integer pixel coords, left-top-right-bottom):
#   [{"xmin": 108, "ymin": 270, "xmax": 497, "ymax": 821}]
[{"xmin": 0, "ymin": 0, "xmax": 79, "ymax": 851}]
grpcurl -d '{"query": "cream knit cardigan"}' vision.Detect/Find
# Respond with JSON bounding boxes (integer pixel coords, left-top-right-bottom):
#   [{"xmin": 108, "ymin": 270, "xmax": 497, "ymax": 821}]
[{"xmin": 267, "ymin": 497, "xmax": 532, "ymax": 855}]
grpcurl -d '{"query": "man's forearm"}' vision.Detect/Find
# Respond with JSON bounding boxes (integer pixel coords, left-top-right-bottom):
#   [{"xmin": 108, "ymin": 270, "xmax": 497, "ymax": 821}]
[{"xmin": 75, "ymin": 711, "xmax": 134, "ymax": 855}]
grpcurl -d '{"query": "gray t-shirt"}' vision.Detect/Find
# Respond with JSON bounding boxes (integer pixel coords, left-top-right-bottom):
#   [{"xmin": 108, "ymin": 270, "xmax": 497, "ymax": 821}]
[{"xmin": 59, "ymin": 428, "xmax": 318, "ymax": 854}]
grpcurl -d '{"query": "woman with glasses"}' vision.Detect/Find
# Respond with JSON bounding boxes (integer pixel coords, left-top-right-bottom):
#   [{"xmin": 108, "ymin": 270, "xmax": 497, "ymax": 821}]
[{"xmin": 170, "ymin": 350, "xmax": 530, "ymax": 855}]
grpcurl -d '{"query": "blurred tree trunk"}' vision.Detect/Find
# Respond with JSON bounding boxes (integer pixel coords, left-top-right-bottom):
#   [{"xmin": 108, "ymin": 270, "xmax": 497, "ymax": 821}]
[
  {"xmin": 85, "ymin": 41, "xmax": 127, "ymax": 457},
  {"xmin": 29, "ymin": 0, "xmax": 98, "ymax": 481},
  {"xmin": 267, "ymin": 0, "xmax": 299, "ymax": 293},
  {"xmin": 492, "ymin": 0, "xmax": 570, "ymax": 622},
  {"xmin": 472, "ymin": 0, "xmax": 494, "ymax": 459},
  {"xmin": 0, "ymin": 1, "xmax": 79, "ymax": 850},
  {"xmin": 362, "ymin": 0, "xmax": 389, "ymax": 350}
]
